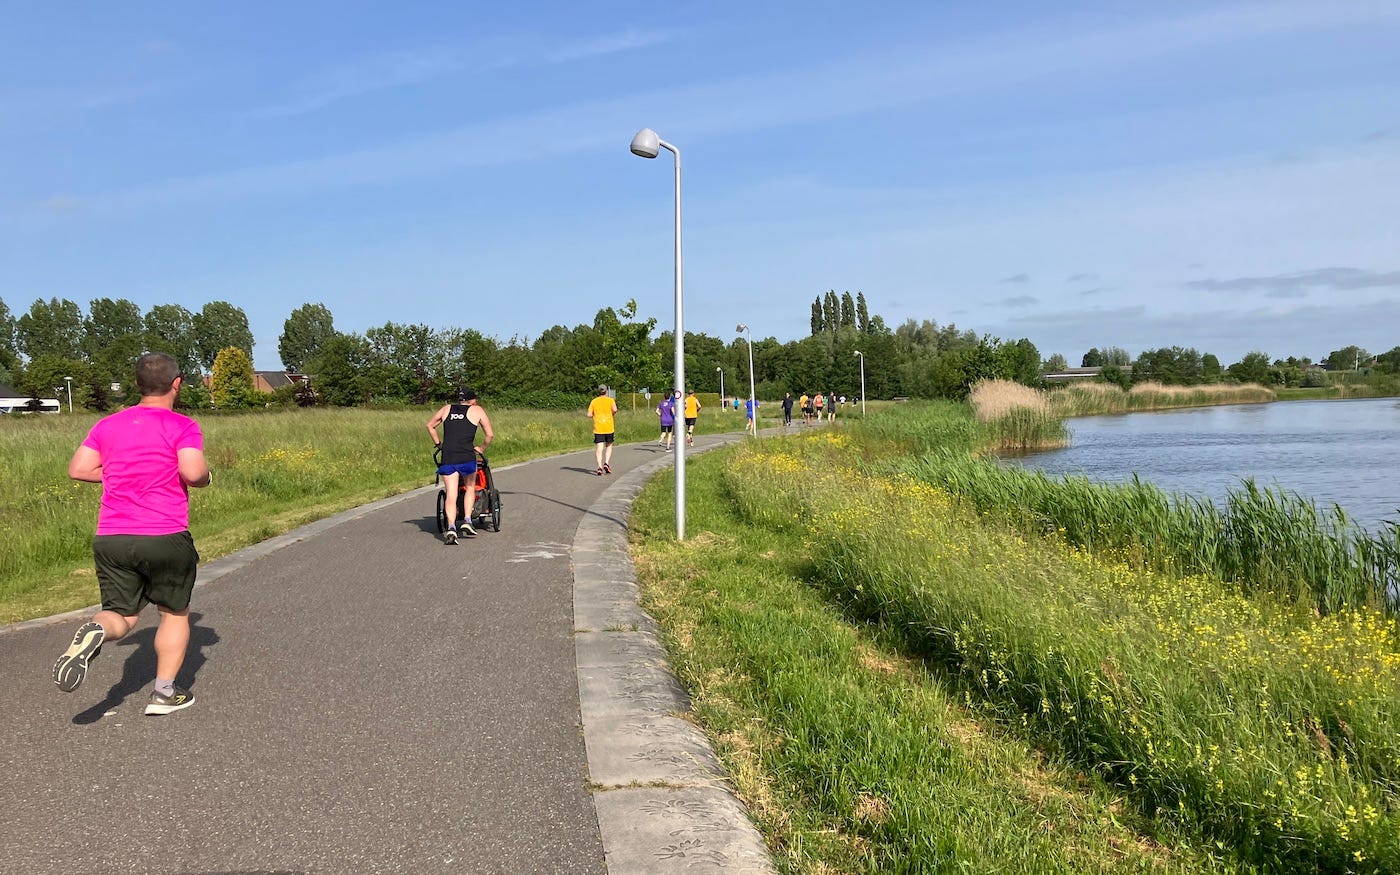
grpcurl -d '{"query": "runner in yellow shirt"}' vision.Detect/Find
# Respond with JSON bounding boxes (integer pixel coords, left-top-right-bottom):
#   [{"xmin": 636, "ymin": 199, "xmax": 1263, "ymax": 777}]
[
  {"xmin": 586, "ymin": 385, "xmax": 618, "ymax": 476},
  {"xmin": 683, "ymin": 388, "xmax": 701, "ymax": 447}
]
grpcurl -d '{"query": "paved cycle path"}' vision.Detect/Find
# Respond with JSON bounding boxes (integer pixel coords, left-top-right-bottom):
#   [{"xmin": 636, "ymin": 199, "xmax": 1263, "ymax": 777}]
[{"xmin": 0, "ymin": 435, "xmax": 764, "ymax": 874}]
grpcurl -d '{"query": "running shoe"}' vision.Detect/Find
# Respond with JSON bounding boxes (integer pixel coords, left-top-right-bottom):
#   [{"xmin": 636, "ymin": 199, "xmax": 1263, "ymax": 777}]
[
  {"xmin": 444, "ymin": 529, "xmax": 458, "ymax": 545},
  {"xmin": 596, "ymin": 467, "xmax": 604, "ymax": 476},
  {"xmin": 144, "ymin": 686, "xmax": 196, "ymax": 716},
  {"xmin": 459, "ymin": 520, "xmax": 477, "ymax": 537},
  {"xmin": 603, "ymin": 463, "xmax": 612, "ymax": 475},
  {"xmin": 54, "ymin": 621, "xmax": 104, "ymax": 692}
]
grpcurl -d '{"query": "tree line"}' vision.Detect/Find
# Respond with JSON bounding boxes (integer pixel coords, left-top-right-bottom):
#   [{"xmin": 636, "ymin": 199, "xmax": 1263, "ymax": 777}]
[{"xmin": 2, "ymin": 291, "xmax": 1396, "ymax": 411}]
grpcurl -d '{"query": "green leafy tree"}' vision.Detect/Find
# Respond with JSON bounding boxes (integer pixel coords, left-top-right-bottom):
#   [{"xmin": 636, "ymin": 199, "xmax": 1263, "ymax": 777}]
[
  {"xmin": 1043, "ymin": 353, "xmax": 1068, "ymax": 373},
  {"xmin": 0, "ymin": 297, "xmax": 18, "ymax": 374},
  {"xmin": 278, "ymin": 303, "xmax": 336, "ymax": 373},
  {"xmin": 1133, "ymin": 346, "xmax": 1203, "ymax": 385},
  {"xmin": 16, "ymin": 297, "xmax": 85, "ymax": 360},
  {"xmin": 855, "ymin": 292, "xmax": 870, "ymax": 334},
  {"xmin": 144, "ymin": 305, "xmax": 200, "ymax": 375},
  {"xmin": 1376, "ymin": 346, "xmax": 1400, "ymax": 374},
  {"xmin": 810, "ymin": 298, "xmax": 823, "ymax": 335},
  {"xmin": 1325, "ymin": 345, "xmax": 1369, "ymax": 371},
  {"xmin": 210, "ymin": 346, "xmax": 256, "ymax": 409},
  {"xmin": 1081, "ymin": 347, "xmax": 1103, "ymax": 367},
  {"xmin": 194, "ymin": 301, "xmax": 254, "ymax": 371},
  {"xmin": 839, "ymin": 291, "xmax": 856, "ymax": 329},
  {"xmin": 999, "ymin": 337, "xmax": 1042, "ymax": 385},
  {"xmin": 1227, "ymin": 351, "xmax": 1271, "ymax": 385},
  {"xmin": 84, "ymin": 298, "xmax": 146, "ymax": 390},
  {"xmin": 20, "ymin": 356, "xmax": 98, "ymax": 410},
  {"xmin": 314, "ymin": 333, "xmax": 374, "ymax": 406},
  {"xmin": 1201, "ymin": 353, "xmax": 1223, "ymax": 383},
  {"xmin": 822, "ymin": 290, "xmax": 839, "ymax": 333}
]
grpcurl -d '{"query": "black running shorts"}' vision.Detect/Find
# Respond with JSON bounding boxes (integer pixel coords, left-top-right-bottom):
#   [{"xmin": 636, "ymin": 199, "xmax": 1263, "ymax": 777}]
[
  {"xmin": 93, "ymin": 531, "xmax": 199, "ymax": 615},
  {"xmin": 593, "ymin": 432, "xmax": 615, "ymax": 444}
]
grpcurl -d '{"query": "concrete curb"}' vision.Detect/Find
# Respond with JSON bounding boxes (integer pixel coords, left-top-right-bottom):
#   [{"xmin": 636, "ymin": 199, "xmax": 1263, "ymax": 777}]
[{"xmin": 573, "ymin": 435, "xmax": 777, "ymax": 874}]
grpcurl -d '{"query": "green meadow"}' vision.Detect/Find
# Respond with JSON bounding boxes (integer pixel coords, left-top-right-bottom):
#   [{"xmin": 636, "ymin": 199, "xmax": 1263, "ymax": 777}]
[{"xmin": 630, "ymin": 403, "xmax": 1400, "ymax": 873}]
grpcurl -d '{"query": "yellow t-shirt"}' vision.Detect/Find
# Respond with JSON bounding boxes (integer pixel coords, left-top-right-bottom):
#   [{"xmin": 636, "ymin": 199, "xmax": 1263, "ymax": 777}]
[
  {"xmin": 684, "ymin": 395, "xmax": 700, "ymax": 418},
  {"xmin": 588, "ymin": 396, "xmax": 616, "ymax": 434}
]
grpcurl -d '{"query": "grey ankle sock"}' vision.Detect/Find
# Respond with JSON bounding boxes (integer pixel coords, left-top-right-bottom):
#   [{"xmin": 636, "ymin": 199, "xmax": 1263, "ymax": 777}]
[{"xmin": 154, "ymin": 679, "xmax": 175, "ymax": 697}]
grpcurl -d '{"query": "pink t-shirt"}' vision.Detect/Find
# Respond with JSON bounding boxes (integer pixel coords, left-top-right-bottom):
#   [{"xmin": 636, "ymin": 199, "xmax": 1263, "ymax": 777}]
[{"xmin": 82, "ymin": 405, "xmax": 204, "ymax": 536}]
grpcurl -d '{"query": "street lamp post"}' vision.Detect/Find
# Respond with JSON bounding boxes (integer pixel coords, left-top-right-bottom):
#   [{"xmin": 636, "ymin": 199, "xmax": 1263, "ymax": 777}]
[
  {"xmin": 853, "ymin": 351, "xmax": 865, "ymax": 416},
  {"xmin": 736, "ymin": 323, "xmax": 757, "ymax": 439},
  {"xmin": 630, "ymin": 127, "xmax": 687, "ymax": 540},
  {"xmin": 716, "ymin": 366, "xmax": 724, "ymax": 409},
  {"xmin": 64, "ymin": 376, "xmax": 73, "ymax": 413}
]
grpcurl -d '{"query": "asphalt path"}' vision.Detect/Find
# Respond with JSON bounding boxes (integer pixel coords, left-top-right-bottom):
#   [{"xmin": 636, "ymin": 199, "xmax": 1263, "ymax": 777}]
[{"xmin": 0, "ymin": 438, "xmax": 697, "ymax": 875}]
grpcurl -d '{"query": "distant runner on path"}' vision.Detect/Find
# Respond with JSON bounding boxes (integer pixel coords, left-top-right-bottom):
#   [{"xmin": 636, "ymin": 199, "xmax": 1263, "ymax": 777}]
[
  {"xmin": 683, "ymin": 388, "xmax": 701, "ymax": 447},
  {"xmin": 427, "ymin": 387, "xmax": 494, "ymax": 544},
  {"xmin": 656, "ymin": 388, "xmax": 676, "ymax": 451},
  {"xmin": 587, "ymin": 386, "xmax": 618, "ymax": 475},
  {"xmin": 55, "ymin": 352, "xmax": 211, "ymax": 716}
]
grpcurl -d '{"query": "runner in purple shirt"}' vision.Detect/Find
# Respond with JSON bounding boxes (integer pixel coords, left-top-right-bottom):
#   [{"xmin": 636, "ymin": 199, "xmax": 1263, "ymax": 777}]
[{"xmin": 656, "ymin": 388, "xmax": 677, "ymax": 452}]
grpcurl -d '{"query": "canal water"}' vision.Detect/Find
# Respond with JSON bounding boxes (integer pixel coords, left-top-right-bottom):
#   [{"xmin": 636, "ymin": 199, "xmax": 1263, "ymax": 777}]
[{"xmin": 1012, "ymin": 397, "xmax": 1400, "ymax": 530}]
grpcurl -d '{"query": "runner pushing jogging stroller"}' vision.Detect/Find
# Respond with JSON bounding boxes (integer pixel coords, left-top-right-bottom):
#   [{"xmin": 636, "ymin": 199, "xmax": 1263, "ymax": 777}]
[{"xmin": 434, "ymin": 446, "xmax": 502, "ymax": 535}]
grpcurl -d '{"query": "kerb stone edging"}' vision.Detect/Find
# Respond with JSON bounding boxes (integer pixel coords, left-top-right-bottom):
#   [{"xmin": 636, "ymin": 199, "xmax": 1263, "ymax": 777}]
[{"xmin": 573, "ymin": 438, "xmax": 777, "ymax": 874}]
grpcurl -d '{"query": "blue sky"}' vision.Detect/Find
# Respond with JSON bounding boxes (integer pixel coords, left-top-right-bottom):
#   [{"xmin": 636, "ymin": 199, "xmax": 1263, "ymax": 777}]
[{"xmin": 3, "ymin": 1, "xmax": 1398, "ymax": 370}]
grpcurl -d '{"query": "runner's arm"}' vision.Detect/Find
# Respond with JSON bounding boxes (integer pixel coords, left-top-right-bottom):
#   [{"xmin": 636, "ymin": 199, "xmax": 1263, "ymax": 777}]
[
  {"xmin": 426, "ymin": 405, "xmax": 448, "ymax": 444},
  {"xmin": 178, "ymin": 447, "xmax": 211, "ymax": 488},
  {"xmin": 68, "ymin": 445, "xmax": 102, "ymax": 483}
]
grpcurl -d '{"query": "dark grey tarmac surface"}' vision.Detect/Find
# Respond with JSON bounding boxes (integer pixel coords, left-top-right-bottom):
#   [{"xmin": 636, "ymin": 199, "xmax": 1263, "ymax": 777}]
[{"xmin": 0, "ymin": 439, "xmax": 699, "ymax": 875}]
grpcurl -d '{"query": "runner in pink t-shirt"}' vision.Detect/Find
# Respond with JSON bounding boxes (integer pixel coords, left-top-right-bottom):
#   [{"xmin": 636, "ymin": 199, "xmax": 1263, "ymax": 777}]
[{"xmin": 54, "ymin": 353, "xmax": 212, "ymax": 717}]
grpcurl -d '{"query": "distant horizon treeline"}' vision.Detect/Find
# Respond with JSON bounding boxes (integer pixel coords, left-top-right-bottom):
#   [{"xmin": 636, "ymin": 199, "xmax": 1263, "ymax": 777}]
[{"xmin": 2, "ymin": 292, "xmax": 1398, "ymax": 411}]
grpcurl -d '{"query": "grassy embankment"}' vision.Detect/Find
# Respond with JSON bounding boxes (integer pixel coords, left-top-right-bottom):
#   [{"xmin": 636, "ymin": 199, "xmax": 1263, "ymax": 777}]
[
  {"xmin": 1046, "ymin": 380, "xmax": 1277, "ymax": 417},
  {"xmin": 0, "ymin": 405, "xmax": 739, "ymax": 625},
  {"xmin": 630, "ymin": 401, "xmax": 1400, "ymax": 873}
]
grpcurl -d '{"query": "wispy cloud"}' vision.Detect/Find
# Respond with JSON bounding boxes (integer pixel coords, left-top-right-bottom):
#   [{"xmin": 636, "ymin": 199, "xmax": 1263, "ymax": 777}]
[
  {"xmin": 1078, "ymin": 286, "xmax": 1109, "ymax": 296},
  {"xmin": 1185, "ymin": 266, "xmax": 1400, "ymax": 295},
  {"xmin": 1066, "ymin": 272, "xmax": 1099, "ymax": 283},
  {"xmin": 999, "ymin": 273, "xmax": 1031, "ymax": 284},
  {"xmin": 545, "ymin": 28, "xmax": 673, "ymax": 63},
  {"xmin": 1001, "ymin": 295, "xmax": 1038, "ymax": 308}
]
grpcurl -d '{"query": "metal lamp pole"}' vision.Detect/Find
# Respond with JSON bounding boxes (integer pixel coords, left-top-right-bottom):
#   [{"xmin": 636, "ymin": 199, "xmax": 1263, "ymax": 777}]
[
  {"xmin": 853, "ymin": 351, "xmax": 865, "ymax": 416},
  {"xmin": 64, "ymin": 376, "xmax": 73, "ymax": 413},
  {"xmin": 736, "ymin": 323, "xmax": 757, "ymax": 439},
  {"xmin": 630, "ymin": 127, "xmax": 687, "ymax": 540},
  {"xmin": 716, "ymin": 366, "xmax": 724, "ymax": 410}
]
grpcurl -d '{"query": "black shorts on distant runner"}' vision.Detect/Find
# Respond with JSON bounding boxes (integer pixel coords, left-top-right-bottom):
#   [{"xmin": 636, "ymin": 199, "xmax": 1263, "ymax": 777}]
[
  {"xmin": 684, "ymin": 417, "xmax": 697, "ymax": 428},
  {"xmin": 93, "ymin": 530, "xmax": 200, "ymax": 614},
  {"xmin": 660, "ymin": 424, "xmax": 673, "ymax": 434},
  {"xmin": 594, "ymin": 432, "xmax": 615, "ymax": 444}
]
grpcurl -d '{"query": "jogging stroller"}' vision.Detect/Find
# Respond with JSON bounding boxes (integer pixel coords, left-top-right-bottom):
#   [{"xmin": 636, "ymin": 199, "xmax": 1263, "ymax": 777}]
[{"xmin": 434, "ymin": 447, "xmax": 502, "ymax": 534}]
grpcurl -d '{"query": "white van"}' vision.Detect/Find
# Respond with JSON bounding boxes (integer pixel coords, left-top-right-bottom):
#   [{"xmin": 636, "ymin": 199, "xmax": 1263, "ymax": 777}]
[{"xmin": 0, "ymin": 396, "xmax": 61, "ymax": 414}]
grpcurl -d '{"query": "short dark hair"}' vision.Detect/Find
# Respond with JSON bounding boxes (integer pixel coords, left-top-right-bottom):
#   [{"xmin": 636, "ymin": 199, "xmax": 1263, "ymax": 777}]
[{"xmin": 135, "ymin": 353, "xmax": 181, "ymax": 396}]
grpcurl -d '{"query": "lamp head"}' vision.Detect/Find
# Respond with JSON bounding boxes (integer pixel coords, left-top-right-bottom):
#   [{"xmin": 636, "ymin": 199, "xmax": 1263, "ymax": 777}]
[
  {"xmin": 853, "ymin": 350, "xmax": 861, "ymax": 356},
  {"xmin": 629, "ymin": 128, "xmax": 660, "ymax": 159},
  {"xmin": 736, "ymin": 323, "xmax": 747, "ymax": 334}
]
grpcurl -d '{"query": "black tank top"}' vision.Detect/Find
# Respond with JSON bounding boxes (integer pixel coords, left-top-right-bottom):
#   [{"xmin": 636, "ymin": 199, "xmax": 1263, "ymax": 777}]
[{"xmin": 441, "ymin": 404, "xmax": 479, "ymax": 464}]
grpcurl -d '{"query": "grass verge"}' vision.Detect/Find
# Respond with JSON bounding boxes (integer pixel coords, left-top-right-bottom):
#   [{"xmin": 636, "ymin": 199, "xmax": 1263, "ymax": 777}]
[{"xmin": 630, "ymin": 446, "xmax": 1245, "ymax": 873}]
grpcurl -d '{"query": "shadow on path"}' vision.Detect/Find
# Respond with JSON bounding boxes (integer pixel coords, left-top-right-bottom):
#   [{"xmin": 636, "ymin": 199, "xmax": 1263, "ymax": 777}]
[{"xmin": 71, "ymin": 612, "xmax": 219, "ymax": 725}]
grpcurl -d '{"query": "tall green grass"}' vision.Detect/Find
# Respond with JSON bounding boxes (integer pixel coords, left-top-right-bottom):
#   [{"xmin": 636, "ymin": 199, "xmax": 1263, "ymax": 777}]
[
  {"xmin": 631, "ymin": 447, "xmax": 1244, "ymax": 873},
  {"xmin": 721, "ymin": 430, "xmax": 1400, "ymax": 872}
]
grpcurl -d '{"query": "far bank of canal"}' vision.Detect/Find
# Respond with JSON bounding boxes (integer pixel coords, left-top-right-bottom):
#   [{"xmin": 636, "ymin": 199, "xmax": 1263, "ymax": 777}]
[{"xmin": 1013, "ymin": 397, "xmax": 1400, "ymax": 530}]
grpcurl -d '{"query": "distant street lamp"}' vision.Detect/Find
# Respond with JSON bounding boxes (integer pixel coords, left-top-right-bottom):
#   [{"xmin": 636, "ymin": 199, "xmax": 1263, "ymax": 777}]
[
  {"xmin": 64, "ymin": 376, "xmax": 73, "ymax": 413},
  {"xmin": 716, "ymin": 366, "xmax": 724, "ymax": 409},
  {"xmin": 853, "ymin": 351, "xmax": 866, "ymax": 416},
  {"xmin": 630, "ymin": 127, "xmax": 687, "ymax": 540},
  {"xmin": 736, "ymin": 323, "xmax": 757, "ymax": 439}
]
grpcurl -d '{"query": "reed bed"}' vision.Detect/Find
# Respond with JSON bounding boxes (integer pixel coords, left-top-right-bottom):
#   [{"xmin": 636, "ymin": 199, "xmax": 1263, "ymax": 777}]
[
  {"xmin": 1050, "ymin": 382, "xmax": 1276, "ymax": 417},
  {"xmin": 968, "ymin": 379, "xmax": 1069, "ymax": 453},
  {"xmin": 722, "ymin": 429, "xmax": 1400, "ymax": 872}
]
